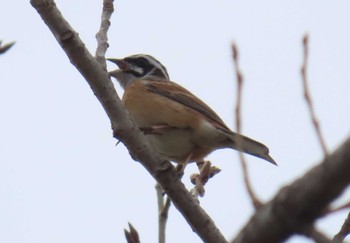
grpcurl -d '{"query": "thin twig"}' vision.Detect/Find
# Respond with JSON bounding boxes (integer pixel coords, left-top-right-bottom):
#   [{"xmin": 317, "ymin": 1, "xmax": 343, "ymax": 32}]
[
  {"xmin": 161, "ymin": 197, "xmax": 172, "ymax": 219},
  {"xmin": 124, "ymin": 222, "xmax": 141, "ymax": 243},
  {"xmin": 155, "ymin": 183, "xmax": 171, "ymax": 243},
  {"xmin": 231, "ymin": 43, "xmax": 262, "ymax": 209},
  {"xmin": 301, "ymin": 34, "xmax": 329, "ymax": 157},
  {"xmin": 95, "ymin": 0, "xmax": 114, "ymax": 68},
  {"xmin": 302, "ymin": 226, "xmax": 332, "ymax": 243},
  {"xmin": 323, "ymin": 201, "xmax": 350, "ymax": 215},
  {"xmin": 333, "ymin": 211, "xmax": 350, "ymax": 242}
]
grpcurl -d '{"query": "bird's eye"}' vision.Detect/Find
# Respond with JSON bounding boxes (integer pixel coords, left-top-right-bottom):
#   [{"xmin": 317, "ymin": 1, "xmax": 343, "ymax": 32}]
[
  {"xmin": 133, "ymin": 57, "xmax": 150, "ymax": 66},
  {"xmin": 125, "ymin": 57, "xmax": 145, "ymax": 65},
  {"xmin": 129, "ymin": 57, "xmax": 153, "ymax": 73}
]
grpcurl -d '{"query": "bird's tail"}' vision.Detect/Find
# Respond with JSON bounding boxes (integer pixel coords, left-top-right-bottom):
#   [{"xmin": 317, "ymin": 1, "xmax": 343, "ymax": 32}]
[{"xmin": 229, "ymin": 133, "xmax": 277, "ymax": 165}]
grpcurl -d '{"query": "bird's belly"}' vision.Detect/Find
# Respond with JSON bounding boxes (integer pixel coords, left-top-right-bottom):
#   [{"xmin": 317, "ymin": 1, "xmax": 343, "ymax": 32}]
[{"xmin": 146, "ymin": 129, "xmax": 212, "ymax": 163}]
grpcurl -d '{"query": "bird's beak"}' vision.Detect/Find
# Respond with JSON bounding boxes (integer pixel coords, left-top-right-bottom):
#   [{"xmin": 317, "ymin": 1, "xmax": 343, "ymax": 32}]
[
  {"xmin": 107, "ymin": 58, "xmax": 133, "ymax": 86},
  {"xmin": 107, "ymin": 58, "xmax": 129, "ymax": 71}
]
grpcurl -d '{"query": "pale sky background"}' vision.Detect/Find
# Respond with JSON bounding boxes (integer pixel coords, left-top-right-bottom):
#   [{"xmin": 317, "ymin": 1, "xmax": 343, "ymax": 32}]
[{"xmin": 1, "ymin": 1, "xmax": 350, "ymax": 243}]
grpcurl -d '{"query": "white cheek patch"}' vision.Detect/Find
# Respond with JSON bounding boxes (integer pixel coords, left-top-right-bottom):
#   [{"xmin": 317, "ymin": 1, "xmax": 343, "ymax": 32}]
[
  {"xmin": 124, "ymin": 54, "xmax": 170, "ymax": 79},
  {"xmin": 132, "ymin": 66, "xmax": 144, "ymax": 75}
]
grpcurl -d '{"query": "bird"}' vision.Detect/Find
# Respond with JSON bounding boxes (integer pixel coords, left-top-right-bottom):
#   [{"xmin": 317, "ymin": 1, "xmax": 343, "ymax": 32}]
[{"xmin": 108, "ymin": 54, "xmax": 276, "ymax": 166}]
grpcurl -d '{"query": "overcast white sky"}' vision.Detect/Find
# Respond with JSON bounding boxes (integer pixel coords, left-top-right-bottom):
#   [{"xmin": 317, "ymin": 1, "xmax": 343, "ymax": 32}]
[{"xmin": 1, "ymin": 1, "xmax": 350, "ymax": 242}]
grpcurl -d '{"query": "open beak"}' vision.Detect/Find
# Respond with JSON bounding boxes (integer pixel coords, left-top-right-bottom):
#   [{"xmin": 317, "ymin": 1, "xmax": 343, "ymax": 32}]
[{"xmin": 107, "ymin": 58, "xmax": 129, "ymax": 71}]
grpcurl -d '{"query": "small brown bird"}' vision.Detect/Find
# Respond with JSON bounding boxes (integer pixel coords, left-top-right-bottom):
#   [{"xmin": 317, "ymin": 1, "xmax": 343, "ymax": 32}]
[{"xmin": 108, "ymin": 54, "xmax": 276, "ymax": 166}]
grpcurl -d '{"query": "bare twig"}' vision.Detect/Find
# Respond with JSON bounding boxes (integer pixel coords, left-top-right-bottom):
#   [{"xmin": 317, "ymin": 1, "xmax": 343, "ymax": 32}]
[
  {"xmin": 301, "ymin": 34, "xmax": 329, "ymax": 157},
  {"xmin": 155, "ymin": 183, "xmax": 171, "ymax": 243},
  {"xmin": 301, "ymin": 226, "xmax": 332, "ymax": 243},
  {"xmin": 232, "ymin": 137, "xmax": 350, "ymax": 243},
  {"xmin": 95, "ymin": 0, "xmax": 114, "ymax": 68},
  {"xmin": 231, "ymin": 43, "xmax": 262, "ymax": 209},
  {"xmin": 159, "ymin": 197, "xmax": 171, "ymax": 242},
  {"xmin": 323, "ymin": 201, "xmax": 350, "ymax": 215},
  {"xmin": 333, "ymin": 211, "xmax": 350, "ymax": 242},
  {"xmin": 0, "ymin": 40, "xmax": 15, "ymax": 54},
  {"xmin": 30, "ymin": 1, "xmax": 227, "ymax": 242},
  {"xmin": 124, "ymin": 222, "xmax": 141, "ymax": 243}
]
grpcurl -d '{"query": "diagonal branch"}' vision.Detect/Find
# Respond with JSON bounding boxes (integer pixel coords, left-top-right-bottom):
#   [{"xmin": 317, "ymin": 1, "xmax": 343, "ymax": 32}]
[
  {"xmin": 30, "ymin": 1, "xmax": 227, "ymax": 242},
  {"xmin": 232, "ymin": 137, "xmax": 350, "ymax": 243}
]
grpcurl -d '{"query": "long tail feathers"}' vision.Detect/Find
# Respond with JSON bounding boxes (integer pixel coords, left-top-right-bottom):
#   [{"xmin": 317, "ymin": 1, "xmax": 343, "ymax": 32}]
[{"xmin": 229, "ymin": 133, "xmax": 277, "ymax": 166}]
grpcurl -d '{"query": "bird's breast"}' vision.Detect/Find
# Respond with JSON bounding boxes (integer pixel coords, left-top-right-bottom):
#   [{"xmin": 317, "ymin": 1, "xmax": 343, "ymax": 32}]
[{"xmin": 122, "ymin": 80, "xmax": 201, "ymax": 128}]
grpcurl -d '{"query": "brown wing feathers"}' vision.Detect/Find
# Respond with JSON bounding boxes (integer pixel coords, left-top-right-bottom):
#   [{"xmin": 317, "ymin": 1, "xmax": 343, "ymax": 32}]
[{"xmin": 145, "ymin": 81, "xmax": 231, "ymax": 131}]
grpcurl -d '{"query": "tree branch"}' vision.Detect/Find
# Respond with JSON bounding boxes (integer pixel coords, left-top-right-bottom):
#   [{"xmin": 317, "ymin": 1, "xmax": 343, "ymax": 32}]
[
  {"xmin": 30, "ymin": 1, "xmax": 227, "ymax": 242},
  {"xmin": 301, "ymin": 34, "xmax": 329, "ymax": 157},
  {"xmin": 232, "ymin": 137, "xmax": 350, "ymax": 243},
  {"xmin": 95, "ymin": 0, "xmax": 114, "ymax": 67},
  {"xmin": 155, "ymin": 183, "xmax": 171, "ymax": 243},
  {"xmin": 333, "ymin": 211, "xmax": 350, "ymax": 242},
  {"xmin": 231, "ymin": 42, "xmax": 262, "ymax": 209},
  {"xmin": 124, "ymin": 223, "xmax": 141, "ymax": 243}
]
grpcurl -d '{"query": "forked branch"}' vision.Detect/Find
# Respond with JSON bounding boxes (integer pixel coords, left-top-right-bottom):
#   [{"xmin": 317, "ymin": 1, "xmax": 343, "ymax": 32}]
[{"xmin": 30, "ymin": 1, "xmax": 227, "ymax": 242}]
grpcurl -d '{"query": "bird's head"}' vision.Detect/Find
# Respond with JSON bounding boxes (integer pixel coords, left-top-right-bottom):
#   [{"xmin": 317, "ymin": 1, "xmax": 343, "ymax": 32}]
[{"xmin": 108, "ymin": 54, "xmax": 170, "ymax": 89}]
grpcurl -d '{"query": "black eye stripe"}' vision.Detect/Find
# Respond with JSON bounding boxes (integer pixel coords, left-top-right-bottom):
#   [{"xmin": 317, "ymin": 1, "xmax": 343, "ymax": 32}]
[
  {"xmin": 124, "ymin": 55, "xmax": 170, "ymax": 80},
  {"xmin": 126, "ymin": 57, "xmax": 152, "ymax": 68}
]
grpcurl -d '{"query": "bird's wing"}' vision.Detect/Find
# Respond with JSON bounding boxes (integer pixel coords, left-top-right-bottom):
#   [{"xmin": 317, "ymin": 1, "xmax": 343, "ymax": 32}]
[{"xmin": 145, "ymin": 80, "xmax": 231, "ymax": 131}]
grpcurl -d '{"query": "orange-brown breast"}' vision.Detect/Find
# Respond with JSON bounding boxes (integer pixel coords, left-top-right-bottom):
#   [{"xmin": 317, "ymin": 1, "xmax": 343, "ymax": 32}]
[{"xmin": 122, "ymin": 79, "xmax": 202, "ymax": 129}]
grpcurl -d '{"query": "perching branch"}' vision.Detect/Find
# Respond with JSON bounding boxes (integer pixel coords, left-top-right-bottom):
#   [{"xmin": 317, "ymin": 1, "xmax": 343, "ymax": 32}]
[{"xmin": 30, "ymin": 1, "xmax": 227, "ymax": 242}]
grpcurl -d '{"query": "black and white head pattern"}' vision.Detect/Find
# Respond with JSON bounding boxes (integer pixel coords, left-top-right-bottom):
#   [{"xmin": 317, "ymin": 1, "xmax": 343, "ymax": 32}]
[{"xmin": 123, "ymin": 54, "xmax": 170, "ymax": 80}]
